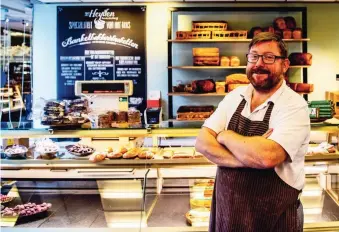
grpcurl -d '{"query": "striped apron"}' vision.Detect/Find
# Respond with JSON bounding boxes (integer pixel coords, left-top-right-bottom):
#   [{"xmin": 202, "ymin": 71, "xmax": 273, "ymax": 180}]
[{"xmin": 209, "ymin": 99, "xmax": 303, "ymax": 232}]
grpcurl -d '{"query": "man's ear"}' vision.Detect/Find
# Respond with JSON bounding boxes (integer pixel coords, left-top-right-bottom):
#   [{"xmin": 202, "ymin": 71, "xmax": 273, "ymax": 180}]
[{"xmin": 283, "ymin": 58, "xmax": 290, "ymax": 73}]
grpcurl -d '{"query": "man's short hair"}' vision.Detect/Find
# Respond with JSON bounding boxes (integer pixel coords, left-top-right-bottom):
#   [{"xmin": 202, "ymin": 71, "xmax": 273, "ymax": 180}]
[{"xmin": 249, "ymin": 32, "xmax": 288, "ymax": 58}]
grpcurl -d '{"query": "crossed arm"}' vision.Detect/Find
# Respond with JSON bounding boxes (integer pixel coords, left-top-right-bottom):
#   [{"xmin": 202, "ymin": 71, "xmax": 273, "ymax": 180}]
[{"xmin": 195, "ymin": 127, "xmax": 287, "ymax": 169}]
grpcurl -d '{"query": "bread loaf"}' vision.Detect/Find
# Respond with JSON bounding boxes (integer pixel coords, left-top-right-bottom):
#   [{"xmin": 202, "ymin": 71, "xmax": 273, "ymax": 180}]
[
  {"xmin": 289, "ymin": 53, "xmax": 312, "ymax": 65},
  {"xmin": 289, "ymin": 83, "xmax": 314, "ymax": 93},
  {"xmin": 263, "ymin": 26, "xmax": 275, "ymax": 34},
  {"xmin": 284, "ymin": 16, "xmax": 297, "ymax": 30},
  {"xmin": 283, "ymin": 30, "xmax": 292, "ymax": 39},
  {"xmin": 220, "ymin": 56, "xmax": 230, "ymax": 66},
  {"xmin": 89, "ymin": 152, "xmax": 106, "ymax": 163},
  {"xmin": 191, "ymin": 79, "xmax": 216, "ymax": 93},
  {"xmin": 107, "ymin": 147, "xmax": 128, "ymax": 159},
  {"xmin": 230, "ymin": 56, "xmax": 240, "ymax": 67},
  {"xmin": 248, "ymin": 27, "xmax": 262, "ymax": 39},
  {"xmin": 225, "ymin": 73, "xmax": 249, "ymax": 85},
  {"xmin": 193, "ymin": 48, "xmax": 219, "ymax": 57},
  {"xmin": 273, "ymin": 17, "xmax": 287, "ymax": 30},
  {"xmin": 123, "ymin": 148, "xmax": 141, "ymax": 159},
  {"xmin": 138, "ymin": 150, "xmax": 154, "ymax": 159},
  {"xmin": 292, "ymin": 28, "xmax": 302, "ymax": 39},
  {"xmin": 193, "ymin": 56, "xmax": 220, "ymax": 66},
  {"xmin": 228, "ymin": 84, "xmax": 249, "ymax": 92}
]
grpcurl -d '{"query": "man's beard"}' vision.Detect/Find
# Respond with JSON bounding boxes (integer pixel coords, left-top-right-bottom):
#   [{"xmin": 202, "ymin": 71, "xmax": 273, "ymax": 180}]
[{"xmin": 247, "ymin": 67, "xmax": 283, "ymax": 92}]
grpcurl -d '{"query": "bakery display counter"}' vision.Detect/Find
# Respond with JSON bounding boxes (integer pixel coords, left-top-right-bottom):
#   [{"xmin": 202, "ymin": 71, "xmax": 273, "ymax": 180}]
[{"xmin": 1, "ymin": 177, "xmax": 338, "ymax": 231}]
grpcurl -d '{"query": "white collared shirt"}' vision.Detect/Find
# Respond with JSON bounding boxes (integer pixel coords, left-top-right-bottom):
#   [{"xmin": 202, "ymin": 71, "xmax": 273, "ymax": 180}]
[{"xmin": 203, "ymin": 81, "xmax": 310, "ymax": 190}]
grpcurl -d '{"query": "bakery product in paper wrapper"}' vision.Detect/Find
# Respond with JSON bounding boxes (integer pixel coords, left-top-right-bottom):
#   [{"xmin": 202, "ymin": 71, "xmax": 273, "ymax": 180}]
[
  {"xmin": 228, "ymin": 84, "xmax": 249, "ymax": 92},
  {"xmin": 225, "ymin": 73, "xmax": 250, "ymax": 85}
]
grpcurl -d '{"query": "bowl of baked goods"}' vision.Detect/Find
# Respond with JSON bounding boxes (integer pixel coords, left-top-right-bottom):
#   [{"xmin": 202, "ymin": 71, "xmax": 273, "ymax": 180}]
[
  {"xmin": 35, "ymin": 139, "xmax": 60, "ymax": 159},
  {"xmin": 4, "ymin": 145, "xmax": 28, "ymax": 159},
  {"xmin": 66, "ymin": 144, "xmax": 95, "ymax": 156},
  {"xmin": 0, "ymin": 194, "xmax": 14, "ymax": 204}
]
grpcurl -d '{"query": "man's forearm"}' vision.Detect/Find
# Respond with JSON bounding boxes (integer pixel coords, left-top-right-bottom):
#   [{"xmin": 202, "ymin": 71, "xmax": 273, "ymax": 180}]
[
  {"xmin": 195, "ymin": 128, "xmax": 246, "ymax": 168},
  {"xmin": 201, "ymin": 141, "xmax": 246, "ymax": 168},
  {"xmin": 217, "ymin": 130, "xmax": 286, "ymax": 168}
]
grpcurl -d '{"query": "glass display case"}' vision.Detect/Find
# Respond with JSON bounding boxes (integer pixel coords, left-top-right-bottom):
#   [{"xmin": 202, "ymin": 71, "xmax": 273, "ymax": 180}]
[{"xmin": 1, "ymin": 123, "xmax": 339, "ymax": 231}]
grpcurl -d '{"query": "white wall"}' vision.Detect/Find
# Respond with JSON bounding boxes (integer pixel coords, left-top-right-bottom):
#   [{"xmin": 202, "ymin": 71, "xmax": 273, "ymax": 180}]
[{"xmin": 33, "ymin": 3, "xmax": 339, "ymax": 120}]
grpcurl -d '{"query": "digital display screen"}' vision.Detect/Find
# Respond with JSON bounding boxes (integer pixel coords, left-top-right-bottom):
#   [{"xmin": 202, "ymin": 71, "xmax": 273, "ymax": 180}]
[{"xmin": 81, "ymin": 83, "xmax": 125, "ymax": 94}]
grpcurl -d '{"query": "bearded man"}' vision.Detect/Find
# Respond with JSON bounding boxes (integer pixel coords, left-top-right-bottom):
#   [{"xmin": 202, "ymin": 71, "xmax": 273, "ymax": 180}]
[{"xmin": 196, "ymin": 32, "xmax": 310, "ymax": 232}]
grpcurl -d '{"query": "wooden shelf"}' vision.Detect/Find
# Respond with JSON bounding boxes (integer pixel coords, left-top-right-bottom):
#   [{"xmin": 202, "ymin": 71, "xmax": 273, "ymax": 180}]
[
  {"xmin": 169, "ymin": 65, "xmax": 310, "ymax": 69},
  {"xmin": 168, "ymin": 92, "xmax": 227, "ymax": 96},
  {"xmin": 168, "ymin": 38, "xmax": 310, "ymax": 43}
]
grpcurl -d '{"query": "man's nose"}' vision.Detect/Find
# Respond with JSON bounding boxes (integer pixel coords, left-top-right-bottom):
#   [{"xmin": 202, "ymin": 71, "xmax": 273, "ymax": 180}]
[{"xmin": 255, "ymin": 56, "xmax": 265, "ymax": 67}]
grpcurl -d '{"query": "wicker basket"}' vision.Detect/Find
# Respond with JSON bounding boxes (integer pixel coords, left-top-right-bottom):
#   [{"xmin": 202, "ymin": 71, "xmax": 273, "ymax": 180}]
[
  {"xmin": 176, "ymin": 31, "xmax": 211, "ymax": 40},
  {"xmin": 192, "ymin": 21, "xmax": 227, "ymax": 31},
  {"xmin": 212, "ymin": 30, "xmax": 248, "ymax": 40},
  {"xmin": 193, "ymin": 56, "xmax": 220, "ymax": 66}
]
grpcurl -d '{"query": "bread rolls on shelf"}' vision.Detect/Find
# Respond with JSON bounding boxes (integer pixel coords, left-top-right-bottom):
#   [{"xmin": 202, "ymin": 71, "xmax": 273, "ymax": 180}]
[
  {"xmin": 107, "ymin": 146, "xmax": 128, "ymax": 159},
  {"xmin": 89, "ymin": 152, "xmax": 106, "ymax": 163},
  {"xmin": 225, "ymin": 73, "xmax": 250, "ymax": 85},
  {"xmin": 122, "ymin": 148, "xmax": 141, "ymax": 159}
]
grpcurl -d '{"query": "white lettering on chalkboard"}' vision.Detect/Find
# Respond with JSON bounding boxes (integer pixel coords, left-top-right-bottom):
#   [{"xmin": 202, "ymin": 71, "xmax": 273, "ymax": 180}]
[{"xmin": 62, "ymin": 33, "xmax": 138, "ymax": 49}]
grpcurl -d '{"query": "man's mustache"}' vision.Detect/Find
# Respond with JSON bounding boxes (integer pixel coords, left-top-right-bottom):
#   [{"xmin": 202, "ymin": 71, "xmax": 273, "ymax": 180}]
[{"xmin": 250, "ymin": 68, "xmax": 270, "ymax": 75}]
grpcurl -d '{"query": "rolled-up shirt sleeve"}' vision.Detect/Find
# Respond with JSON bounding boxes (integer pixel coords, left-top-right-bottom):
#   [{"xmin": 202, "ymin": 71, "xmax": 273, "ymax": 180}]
[
  {"xmin": 268, "ymin": 102, "xmax": 310, "ymax": 161},
  {"xmin": 203, "ymin": 96, "xmax": 229, "ymax": 134}
]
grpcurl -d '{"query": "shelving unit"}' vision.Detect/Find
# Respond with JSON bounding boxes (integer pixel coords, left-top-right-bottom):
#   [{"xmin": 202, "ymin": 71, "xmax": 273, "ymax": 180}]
[{"xmin": 168, "ymin": 7, "xmax": 309, "ymax": 120}]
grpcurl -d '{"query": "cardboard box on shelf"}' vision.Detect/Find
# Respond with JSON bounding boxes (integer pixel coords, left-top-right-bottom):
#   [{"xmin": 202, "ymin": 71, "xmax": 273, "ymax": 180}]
[{"xmin": 325, "ymin": 91, "xmax": 339, "ymax": 115}]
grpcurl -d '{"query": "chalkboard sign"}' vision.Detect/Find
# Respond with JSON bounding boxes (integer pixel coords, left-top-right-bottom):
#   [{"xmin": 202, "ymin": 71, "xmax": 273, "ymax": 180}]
[{"xmin": 57, "ymin": 6, "xmax": 146, "ymax": 113}]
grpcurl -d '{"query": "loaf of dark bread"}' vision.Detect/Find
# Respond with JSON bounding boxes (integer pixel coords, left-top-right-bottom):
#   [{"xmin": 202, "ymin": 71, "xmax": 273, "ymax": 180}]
[
  {"xmin": 288, "ymin": 53, "xmax": 312, "ymax": 66},
  {"xmin": 191, "ymin": 79, "xmax": 216, "ymax": 93},
  {"xmin": 273, "ymin": 17, "xmax": 287, "ymax": 30},
  {"xmin": 284, "ymin": 16, "xmax": 297, "ymax": 30}
]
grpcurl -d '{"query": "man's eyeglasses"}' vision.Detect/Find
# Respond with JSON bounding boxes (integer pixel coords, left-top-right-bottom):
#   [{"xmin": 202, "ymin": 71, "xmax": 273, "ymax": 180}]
[{"xmin": 246, "ymin": 53, "xmax": 286, "ymax": 64}]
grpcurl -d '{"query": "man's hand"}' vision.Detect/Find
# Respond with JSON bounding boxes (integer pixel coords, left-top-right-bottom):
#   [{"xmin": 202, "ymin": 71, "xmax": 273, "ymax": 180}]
[{"xmin": 195, "ymin": 127, "xmax": 246, "ymax": 168}]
